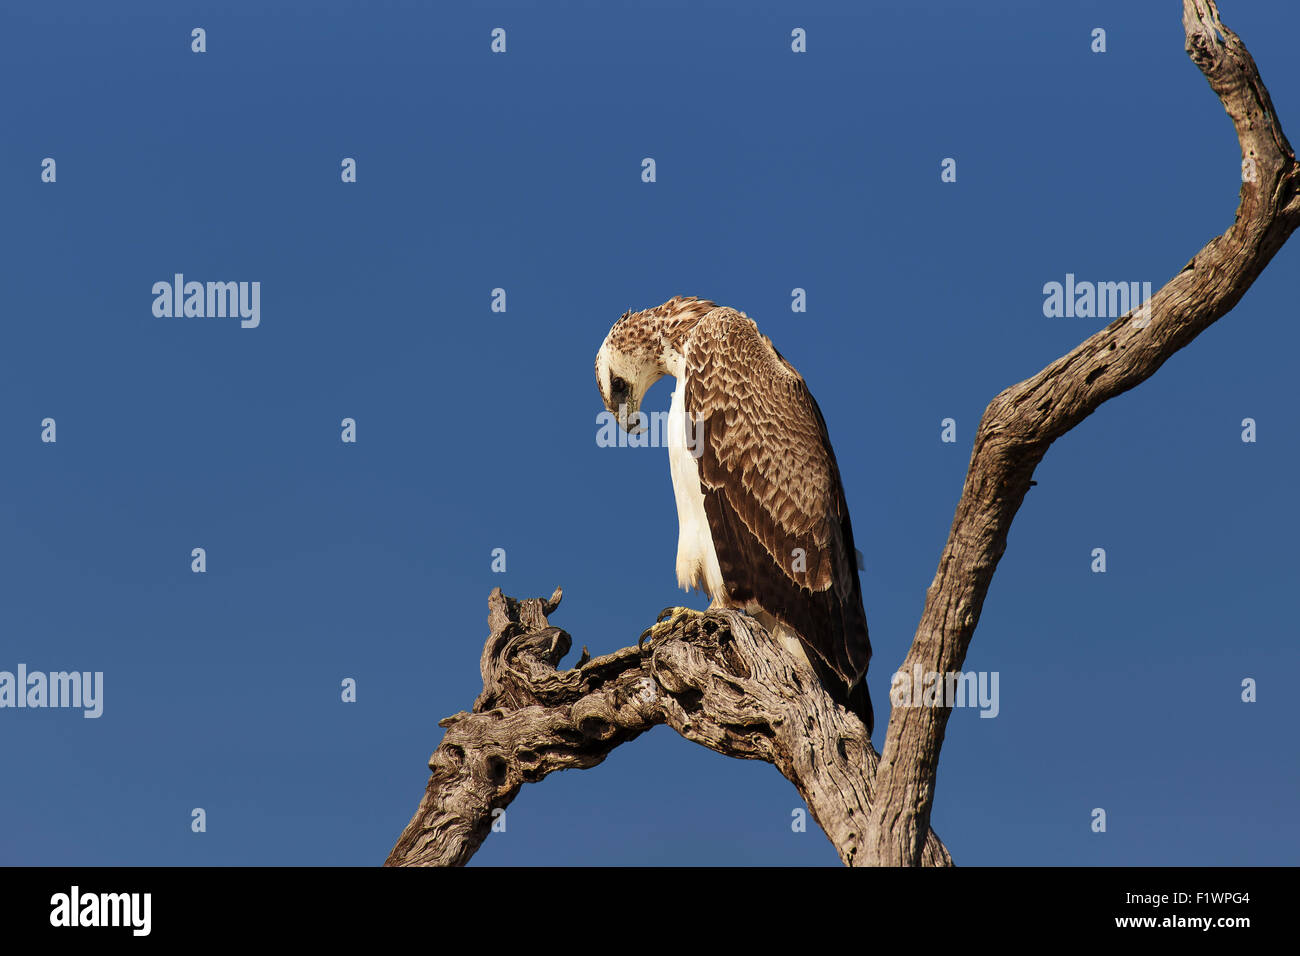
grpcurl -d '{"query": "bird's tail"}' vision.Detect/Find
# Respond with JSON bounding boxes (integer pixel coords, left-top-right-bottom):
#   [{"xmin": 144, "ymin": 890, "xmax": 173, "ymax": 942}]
[
  {"xmin": 762, "ymin": 613, "xmax": 874, "ymax": 736},
  {"xmin": 803, "ymin": 649, "xmax": 873, "ymax": 736},
  {"xmin": 842, "ymin": 675, "xmax": 874, "ymax": 738}
]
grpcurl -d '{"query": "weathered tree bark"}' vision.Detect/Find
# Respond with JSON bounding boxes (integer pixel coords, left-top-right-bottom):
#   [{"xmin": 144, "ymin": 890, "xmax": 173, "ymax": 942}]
[
  {"xmin": 387, "ymin": 0, "xmax": 1299, "ymax": 867},
  {"xmin": 864, "ymin": 0, "xmax": 1300, "ymax": 865},
  {"xmin": 385, "ymin": 588, "xmax": 951, "ymax": 866}
]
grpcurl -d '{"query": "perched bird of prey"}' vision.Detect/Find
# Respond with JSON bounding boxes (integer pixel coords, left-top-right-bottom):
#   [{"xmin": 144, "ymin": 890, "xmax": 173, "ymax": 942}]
[{"xmin": 595, "ymin": 296, "xmax": 874, "ymax": 734}]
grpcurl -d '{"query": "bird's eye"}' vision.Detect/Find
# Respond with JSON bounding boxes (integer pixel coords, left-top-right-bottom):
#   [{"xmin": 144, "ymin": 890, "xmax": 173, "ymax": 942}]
[{"xmin": 611, "ymin": 376, "xmax": 628, "ymax": 394}]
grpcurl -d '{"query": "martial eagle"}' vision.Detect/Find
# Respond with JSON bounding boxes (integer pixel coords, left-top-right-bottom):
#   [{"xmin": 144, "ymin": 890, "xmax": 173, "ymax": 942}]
[{"xmin": 595, "ymin": 296, "xmax": 873, "ymax": 733}]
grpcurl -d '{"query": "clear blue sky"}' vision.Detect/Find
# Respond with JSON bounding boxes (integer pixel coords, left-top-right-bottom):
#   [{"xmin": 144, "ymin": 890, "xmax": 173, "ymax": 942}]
[{"xmin": 1, "ymin": 0, "xmax": 1295, "ymax": 866}]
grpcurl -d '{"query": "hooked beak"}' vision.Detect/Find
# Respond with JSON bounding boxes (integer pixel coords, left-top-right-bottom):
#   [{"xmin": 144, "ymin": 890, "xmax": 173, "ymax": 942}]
[{"xmin": 617, "ymin": 400, "xmax": 646, "ymax": 435}]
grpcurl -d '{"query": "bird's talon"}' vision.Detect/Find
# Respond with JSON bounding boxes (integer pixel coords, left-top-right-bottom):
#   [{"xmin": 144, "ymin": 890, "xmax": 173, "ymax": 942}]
[{"xmin": 639, "ymin": 606, "xmax": 705, "ymax": 649}]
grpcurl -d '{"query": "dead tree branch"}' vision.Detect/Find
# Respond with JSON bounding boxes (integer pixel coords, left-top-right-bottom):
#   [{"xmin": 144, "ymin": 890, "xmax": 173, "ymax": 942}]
[
  {"xmin": 385, "ymin": 588, "xmax": 951, "ymax": 866},
  {"xmin": 863, "ymin": 0, "xmax": 1300, "ymax": 865}
]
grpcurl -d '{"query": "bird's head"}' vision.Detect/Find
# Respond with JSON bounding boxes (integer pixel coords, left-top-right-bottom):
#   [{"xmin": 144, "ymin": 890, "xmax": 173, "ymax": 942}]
[
  {"xmin": 594, "ymin": 315, "xmax": 659, "ymax": 435},
  {"xmin": 595, "ymin": 297, "xmax": 718, "ymax": 434}
]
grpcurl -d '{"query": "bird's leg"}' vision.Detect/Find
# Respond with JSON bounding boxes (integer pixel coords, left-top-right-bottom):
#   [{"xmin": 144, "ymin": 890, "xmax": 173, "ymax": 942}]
[{"xmin": 638, "ymin": 605, "xmax": 708, "ymax": 649}]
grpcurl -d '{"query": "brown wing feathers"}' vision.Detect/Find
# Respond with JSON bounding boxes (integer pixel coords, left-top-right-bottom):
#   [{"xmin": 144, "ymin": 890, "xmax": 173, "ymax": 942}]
[{"xmin": 683, "ymin": 309, "xmax": 873, "ymax": 729}]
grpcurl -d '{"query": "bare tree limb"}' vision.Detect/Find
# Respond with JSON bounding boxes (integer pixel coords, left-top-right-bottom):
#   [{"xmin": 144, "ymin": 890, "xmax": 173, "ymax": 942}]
[
  {"xmin": 385, "ymin": 587, "xmax": 951, "ymax": 866},
  {"xmin": 862, "ymin": 0, "xmax": 1300, "ymax": 865}
]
